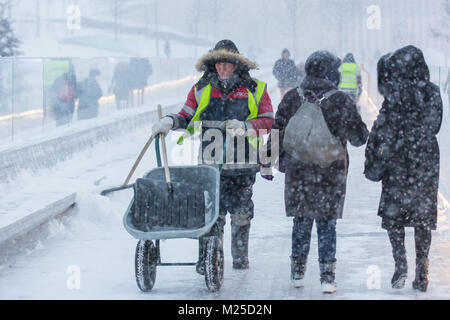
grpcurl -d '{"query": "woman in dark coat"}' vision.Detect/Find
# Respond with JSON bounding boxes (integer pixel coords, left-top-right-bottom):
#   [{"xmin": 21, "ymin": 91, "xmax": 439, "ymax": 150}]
[
  {"xmin": 273, "ymin": 48, "xmax": 299, "ymax": 99},
  {"xmin": 267, "ymin": 50, "xmax": 368, "ymax": 293},
  {"xmin": 77, "ymin": 69, "xmax": 103, "ymax": 120},
  {"xmin": 364, "ymin": 45, "xmax": 443, "ymax": 292}
]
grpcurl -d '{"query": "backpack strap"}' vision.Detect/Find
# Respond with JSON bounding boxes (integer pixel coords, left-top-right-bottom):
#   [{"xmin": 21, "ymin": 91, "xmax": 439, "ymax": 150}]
[
  {"xmin": 317, "ymin": 89, "xmax": 339, "ymax": 104},
  {"xmin": 297, "ymin": 87, "xmax": 339, "ymax": 104},
  {"xmin": 296, "ymin": 87, "xmax": 314, "ymax": 103}
]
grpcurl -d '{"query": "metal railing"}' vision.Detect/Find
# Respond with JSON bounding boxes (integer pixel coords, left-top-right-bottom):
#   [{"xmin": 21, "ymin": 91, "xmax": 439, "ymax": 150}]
[{"xmin": 0, "ymin": 57, "xmax": 198, "ymax": 146}]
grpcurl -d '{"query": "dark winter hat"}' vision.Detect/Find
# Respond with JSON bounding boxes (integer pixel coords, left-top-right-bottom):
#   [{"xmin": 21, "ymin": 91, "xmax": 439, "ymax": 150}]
[
  {"xmin": 343, "ymin": 53, "xmax": 355, "ymax": 63},
  {"xmin": 305, "ymin": 50, "xmax": 341, "ymax": 86},
  {"xmin": 89, "ymin": 68, "xmax": 101, "ymax": 77},
  {"xmin": 195, "ymin": 39, "xmax": 258, "ymax": 72},
  {"xmin": 214, "ymin": 39, "xmax": 239, "ymax": 54},
  {"xmin": 389, "ymin": 45, "xmax": 429, "ymax": 83}
]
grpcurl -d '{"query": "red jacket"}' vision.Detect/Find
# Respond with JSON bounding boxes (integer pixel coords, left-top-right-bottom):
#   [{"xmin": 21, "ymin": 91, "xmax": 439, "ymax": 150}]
[{"xmin": 172, "ymin": 83, "xmax": 274, "ymax": 135}]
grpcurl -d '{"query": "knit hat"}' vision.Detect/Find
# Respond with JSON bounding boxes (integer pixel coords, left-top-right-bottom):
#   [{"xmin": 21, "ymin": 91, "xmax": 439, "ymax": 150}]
[{"xmin": 195, "ymin": 39, "xmax": 258, "ymax": 72}]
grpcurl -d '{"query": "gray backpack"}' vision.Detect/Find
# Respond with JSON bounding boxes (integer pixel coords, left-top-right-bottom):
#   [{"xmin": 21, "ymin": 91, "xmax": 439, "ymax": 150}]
[{"xmin": 283, "ymin": 88, "xmax": 345, "ymax": 168}]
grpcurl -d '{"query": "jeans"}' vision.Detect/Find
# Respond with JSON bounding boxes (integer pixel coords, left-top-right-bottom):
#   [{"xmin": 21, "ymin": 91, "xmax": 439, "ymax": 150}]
[
  {"xmin": 291, "ymin": 217, "xmax": 337, "ymax": 263},
  {"xmin": 387, "ymin": 225, "xmax": 432, "ymax": 261}
]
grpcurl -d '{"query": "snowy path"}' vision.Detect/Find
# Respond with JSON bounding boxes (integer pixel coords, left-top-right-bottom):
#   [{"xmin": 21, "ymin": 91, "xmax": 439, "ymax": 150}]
[{"xmin": 0, "ymin": 78, "xmax": 449, "ymax": 300}]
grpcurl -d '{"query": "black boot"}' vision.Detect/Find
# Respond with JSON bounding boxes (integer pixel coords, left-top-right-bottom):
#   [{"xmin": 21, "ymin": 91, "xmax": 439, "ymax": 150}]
[
  {"xmin": 412, "ymin": 258, "xmax": 429, "ymax": 292},
  {"xmin": 195, "ymin": 237, "xmax": 206, "ymax": 275},
  {"xmin": 291, "ymin": 257, "xmax": 307, "ymax": 288},
  {"xmin": 319, "ymin": 262, "xmax": 336, "ymax": 293},
  {"xmin": 391, "ymin": 255, "xmax": 408, "ymax": 289},
  {"xmin": 231, "ymin": 224, "xmax": 250, "ymax": 269},
  {"xmin": 387, "ymin": 226, "xmax": 408, "ymax": 289},
  {"xmin": 412, "ymin": 227, "xmax": 431, "ymax": 292}
]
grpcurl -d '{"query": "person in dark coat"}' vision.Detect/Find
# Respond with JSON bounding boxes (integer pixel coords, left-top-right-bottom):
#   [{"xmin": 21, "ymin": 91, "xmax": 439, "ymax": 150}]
[
  {"xmin": 364, "ymin": 45, "xmax": 443, "ymax": 292},
  {"xmin": 77, "ymin": 69, "xmax": 103, "ymax": 120},
  {"xmin": 128, "ymin": 58, "xmax": 152, "ymax": 106},
  {"xmin": 273, "ymin": 48, "xmax": 299, "ymax": 99},
  {"xmin": 110, "ymin": 61, "xmax": 131, "ymax": 110},
  {"xmin": 49, "ymin": 70, "xmax": 77, "ymax": 126},
  {"xmin": 265, "ymin": 50, "xmax": 369, "ymax": 293}
]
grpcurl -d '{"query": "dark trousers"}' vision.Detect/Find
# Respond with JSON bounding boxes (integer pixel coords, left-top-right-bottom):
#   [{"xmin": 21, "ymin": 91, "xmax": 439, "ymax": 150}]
[
  {"xmin": 219, "ymin": 174, "xmax": 256, "ymax": 225},
  {"xmin": 292, "ymin": 217, "xmax": 337, "ymax": 263},
  {"xmin": 387, "ymin": 225, "xmax": 432, "ymax": 261}
]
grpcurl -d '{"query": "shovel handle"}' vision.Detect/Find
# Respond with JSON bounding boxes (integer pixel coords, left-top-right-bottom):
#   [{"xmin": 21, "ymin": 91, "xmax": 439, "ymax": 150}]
[
  {"xmin": 157, "ymin": 104, "xmax": 171, "ymax": 184},
  {"xmin": 122, "ymin": 133, "xmax": 156, "ymax": 187}
]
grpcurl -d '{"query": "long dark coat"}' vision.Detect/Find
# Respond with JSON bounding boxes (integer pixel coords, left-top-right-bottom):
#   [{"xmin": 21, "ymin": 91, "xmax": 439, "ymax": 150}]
[
  {"xmin": 269, "ymin": 51, "xmax": 369, "ymax": 220},
  {"xmin": 364, "ymin": 45, "xmax": 443, "ymax": 230},
  {"xmin": 273, "ymin": 58, "xmax": 299, "ymax": 88},
  {"xmin": 77, "ymin": 76, "xmax": 103, "ymax": 120}
]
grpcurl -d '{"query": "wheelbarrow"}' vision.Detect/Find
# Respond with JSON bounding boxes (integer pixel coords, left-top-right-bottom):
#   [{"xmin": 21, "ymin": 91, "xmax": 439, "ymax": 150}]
[{"xmin": 123, "ymin": 132, "xmax": 224, "ymax": 292}]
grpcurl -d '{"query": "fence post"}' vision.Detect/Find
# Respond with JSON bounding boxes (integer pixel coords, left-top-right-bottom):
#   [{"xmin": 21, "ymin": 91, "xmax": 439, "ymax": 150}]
[
  {"xmin": 11, "ymin": 57, "xmax": 14, "ymax": 142},
  {"xmin": 42, "ymin": 58, "xmax": 46, "ymax": 130}
]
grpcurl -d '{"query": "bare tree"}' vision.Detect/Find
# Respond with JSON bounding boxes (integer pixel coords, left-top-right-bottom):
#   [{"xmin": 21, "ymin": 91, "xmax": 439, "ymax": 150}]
[
  {"xmin": 154, "ymin": 0, "xmax": 159, "ymax": 57},
  {"xmin": 190, "ymin": 0, "xmax": 201, "ymax": 57},
  {"xmin": 431, "ymin": 0, "xmax": 450, "ymax": 44},
  {"xmin": 284, "ymin": 0, "xmax": 298, "ymax": 59},
  {"xmin": 0, "ymin": 1, "xmax": 20, "ymax": 56}
]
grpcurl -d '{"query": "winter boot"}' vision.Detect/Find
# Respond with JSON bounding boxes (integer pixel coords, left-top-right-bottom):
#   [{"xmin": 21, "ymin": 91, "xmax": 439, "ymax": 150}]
[
  {"xmin": 319, "ymin": 262, "xmax": 336, "ymax": 294},
  {"xmin": 231, "ymin": 224, "xmax": 250, "ymax": 269},
  {"xmin": 412, "ymin": 258, "xmax": 429, "ymax": 292},
  {"xmin": 291, "ymin": 257, "xmax": 307, "ymax": 288},
  {"xmin": 391, "ymin": 255, "xmax": 408, "ymax": 289},
  {"xmin": 195, "ymin": 237, "xmax": 206, "ymax": 275}
]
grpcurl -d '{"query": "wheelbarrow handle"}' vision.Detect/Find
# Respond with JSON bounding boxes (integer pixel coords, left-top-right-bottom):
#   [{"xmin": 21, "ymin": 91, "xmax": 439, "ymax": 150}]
[
  {"xmin": 157, "ymin": 104, "xmax": 172, "ymax": 185},
  {"xmin": 122, "ymin": 133, "xmax": 156, "ymax": 187}
]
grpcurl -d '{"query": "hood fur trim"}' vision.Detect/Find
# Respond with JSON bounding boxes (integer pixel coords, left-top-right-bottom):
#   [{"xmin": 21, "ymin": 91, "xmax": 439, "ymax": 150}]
[{"xmin": 195, "ymin": 49, "xmax": 258, "ymax": 72}]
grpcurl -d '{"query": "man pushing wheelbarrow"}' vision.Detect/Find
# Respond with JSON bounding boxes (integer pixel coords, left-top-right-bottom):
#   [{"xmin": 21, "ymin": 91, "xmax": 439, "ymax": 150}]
[{"xmin": 151, "ymin": 39, "xmax": 274, "ymax": 273}]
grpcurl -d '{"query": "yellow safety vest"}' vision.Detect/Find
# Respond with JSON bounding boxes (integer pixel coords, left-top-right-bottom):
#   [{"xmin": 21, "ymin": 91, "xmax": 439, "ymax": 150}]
[
  {"xmin": 43, "ymin": 60, "xmax": 71, "ymax": 88},
  {"xmin": 339, "ymin": 63, "xmax": 360, "ymax": 89},
  {"xmin": 177, "ymin": 80, "xmax": 266, "ymax": 149}
]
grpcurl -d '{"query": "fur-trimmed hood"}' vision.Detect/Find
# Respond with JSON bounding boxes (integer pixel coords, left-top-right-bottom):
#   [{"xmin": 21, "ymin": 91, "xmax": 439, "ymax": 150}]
[{"xmin": 195, "ymin": 49, "xmax": 258, "ymax": 72}]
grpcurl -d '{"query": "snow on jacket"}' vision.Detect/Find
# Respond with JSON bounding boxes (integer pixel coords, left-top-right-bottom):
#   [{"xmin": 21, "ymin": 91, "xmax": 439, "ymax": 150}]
[
  {"xmin": 364, "ymin": 45, "xmax": 442, "ymax": 230},
  {"xmin": 267, "ymin": 50, "xmax": 369, "ymax": 220}
]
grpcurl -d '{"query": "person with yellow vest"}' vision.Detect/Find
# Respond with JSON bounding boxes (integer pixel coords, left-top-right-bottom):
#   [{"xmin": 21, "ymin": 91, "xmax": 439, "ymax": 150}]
[
  {"xmin": 338, "ymin": 53, "xmax": 362, "ymax": 108},
  {"xmin": 151, "ymin": 40, "xmax": 274, "ymax": 272}
]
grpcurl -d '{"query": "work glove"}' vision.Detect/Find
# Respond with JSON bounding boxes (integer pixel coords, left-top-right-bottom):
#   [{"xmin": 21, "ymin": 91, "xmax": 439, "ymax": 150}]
[
  {"xmin": 151, "ymin": 116, "xmax": 173, "ymax": 137},
  {"xmin": 220, "ymin": 119, "xmax": 246, "ymax": 137},
  {"xmin": 260, "ymin": 165, "xmax": 274, "ymax": 181}
]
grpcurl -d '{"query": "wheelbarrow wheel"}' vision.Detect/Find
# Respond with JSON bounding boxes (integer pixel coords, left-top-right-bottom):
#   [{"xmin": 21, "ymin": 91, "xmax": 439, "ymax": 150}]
[
  {"xmin": 204, "ymin": 236, "xmax": 224, "ymax": 292},
  {"xmin": 135, "ymin": 240, "xmax": 157, "ymax": 292}
]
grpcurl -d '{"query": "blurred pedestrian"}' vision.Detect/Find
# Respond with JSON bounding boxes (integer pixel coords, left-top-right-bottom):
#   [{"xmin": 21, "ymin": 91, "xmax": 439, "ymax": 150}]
[
  {"xmin": 129, "ymin": 58, "xmax": 152, "ymax": 106},
  {"xmin": 77, "ymin": 68, "xmax": 103, "ymax": 120},
  {"xmin": 338, "ymin": 53, "xmax": 362, "ymax": 108},
  {"xmin": 164, "ymin": 39, "xmax": 171, "ymax": 59},
  {"xmin": 49, "ymin": 70, "xmax": 77, "ymax": 126},
  {"xmin": 110, "ymin": 61, "xmax": 131, "ymax": 110},
  {"xmin": 273, "ymin": 48, "xmax": 298, "ymax": 99}
]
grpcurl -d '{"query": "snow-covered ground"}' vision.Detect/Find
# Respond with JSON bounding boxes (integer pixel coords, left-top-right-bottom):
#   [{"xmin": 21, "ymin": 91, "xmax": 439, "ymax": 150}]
[{"xmin": 0, "ymin": 69, "xmax": 449, "ymax": 300}]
